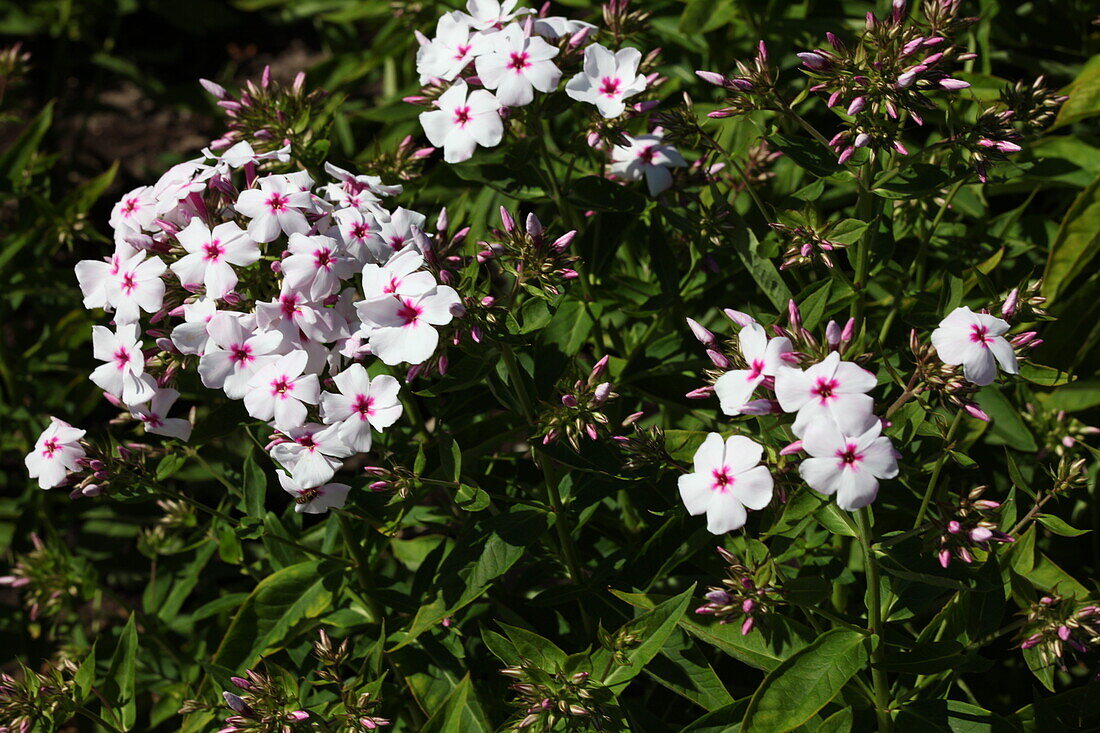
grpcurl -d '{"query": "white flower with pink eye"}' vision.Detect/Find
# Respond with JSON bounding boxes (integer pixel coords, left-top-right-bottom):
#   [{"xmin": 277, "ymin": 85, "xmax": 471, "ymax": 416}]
[
  {"xmin": 356, "ymin": 285, "xmax": 463, "ymax": 366},
  {"xmin": 461, "ymin": 0, "xmax": 532, "ymax": 30},
  {"xmin": 798, "ymin": 417, "xmax": 898, "ymax": 511},
  {"xmin": 713, "ymin": 322, "xmax": 792, "ymax": 416},
  {"xmin": 281, "ymin": 233, "xmax": 354, "ymax": 301},
  {"xmin": 199, "ymin": 312, "xmax": 283, "ymax": 399},
  {"xmin": 678, "ymin": 433, "xmax": 774, "ymax": 534},
  {"xmin": 130, "ymin": 388, "xmax": 192, "ymax": 441},
  {"xmin": 170, "ymin": 219, "xmax": 260, "ymax": 298},
  {"xmin": 243, "ymin": 350, "xmax": 321, "ymax": 431},
  {"xmin": 152, "ymin": 157, "xmax": 213, "ymax": 216},
  {"xmin": 375, "ymin": 208, "xmax": 429, "ymax": 256},
  {"xmin": 170, "ymin": 298, "xmax": 218, "ymax": 356},
  {"xmin": 362, "ymin": 249, "xmax": 436, "ymax": 301},
  {"xmin": 774, "ymin": 351, "xmax": 877, "ymax": 437},
  {"xmin": 333, "ymin": 207, "xmax": 382, "ymax": 265},
  {"xmin": 320, "ymin": 364, "xmax": 403, "ymax": 452},
  {"xmin": 255, "ymin": 291, "xmax": 344, "ymax": 344},
  {"xmin": 90, "ymin": 323, "xmax": 156, "ymax": 406},
  {"xmin": 566, "ymin": 43, "xmax": 648, "ymax": 118},
  {"xmin": 234, "ymin": 175, "xmax": 313, "ymax": 243},
  {"xmin": 324, "ymin": 162, "xmax": 403, "ymax": 201},
  {"xmin": 270, "ymin": 423, "xmax": 353, "ymax": 488},
  {"xmin": 610, "ymin": 133, "xmax": 687, "ymax": 196},
  {"xmin": 109, "ymin": 186, "xmax": 157, "ymax": 231},
  {"xmin": 474, "ymin": 23, "xmax": 561, "ymax": 107},
  {"xmin": 416, "ymin": 12, "xmax": 487, "ymax": 83},
  {"xmin": 931, "ymin": 306, "xmax": 1018, "ymax": 387},
  {"xmin": 106, "ymin": 250, "xmax": 167, "ymax": 325},
  {"xmin": 74, "ymin": 241, "xmax": 140, "ymax": 312},
  {"xmin": 25, "ymin": 417, "xmax": 86, "ymax": 490},
  {"xmin": 419, "ymin": 80, "xmax": 504, "ymax": 164},
  {"xmin": 277, "ymin": 470, "xmax": 351, "ymax": 514}
]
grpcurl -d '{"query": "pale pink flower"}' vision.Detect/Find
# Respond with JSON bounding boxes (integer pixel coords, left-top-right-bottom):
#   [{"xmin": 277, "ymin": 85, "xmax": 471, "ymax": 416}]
[
  {"xmin": 90, "ymin": 323, "xmax": 156, "ymax": 406},
  {"xmin": 106, "ymin": 250, "xmax": 167, "ymax": 325},
  {"xmin": 375, "ymin": 208, "xmax": 428, "ymax": 256},
  {"xmin": 170, "ymin": 298, "xmax": 219, "ymax": 356},
  {"xmin": 320, "ymin": 364, "xmax": 403, "ymax": 452},
  {"xmin": 25, "ymin": 418, "xmax": 86, "ymax": 489},
  {"xmin": 109, "ymin": 186, "xmax": 157, "ymax": 231},
  {"xmin": 277, "ymin": 470, "xmax": 351, "ymax": 514},
  {"xmin": 333, "ymin": 207, "xmax": 382, "ymax": 264},
  {"xmin": 775, "ymin": 351, "xmax": 877, "ymax": 437},
  {"xmin": 566, "ymin": 43, "xmax": 648, "ymax": 118},
  {"xmin": 356, "ymin": 286, "xmax": 462, "ymax": 366},
  {"xmin": 270, "ymin": 423, "xmax": 353, "ymax": 487},
  {"xmin": 361, "ymin": 249, "xmax": 436, "ymax": 300},
  {"xmin": 713, "ymin": 322, "xmax": 792, "ymax": 415},
  {"xmin": 416, "ymin": 12, "xmax": 487, "ymax": 83},
  {"xmin": 474, "ymin": 23, "xmax": 561, "ymax": 107},
  {"xmin": 281, "ymin": 233, "xmax": 354, "ymax": 301},
  {"xmin": 244, "ymin": 350, "xmax": 321, "ymax": 431},
  {"xmin": 678, "ymin": 433, "xmax": 774, "ymax": 534},
  {"xmin": 931, "ymin": 306, "xmax": 1018, "ymax": 387},
  {"xmin": 234, "ymin": 175, "xmax": 313, "ymax": 243},
  {"xmin": 419, "ymin": 80, "xmax": 504, "ymax": 164},
  {"xmin": 798, "ymin": 418, "xmax": 898, "ymax": 511},
  {"xmin": 610, "ymin": 133, "xmax": 687, "ymax": 195},
  {"xmin": 199, "ymin": 313, "xmax": 283, "ymax": 399},
  {"xmin": 461, "ymin": 0, "xmax": 532, "ymax": 30},
  {"xmin": 74, "ymin": 242, "xmax": 140, "ymax": 311},
  {"xmin": 171, "ymin": 219, "xmax": 260, "ymax": 298},
  {"xmin": 130, "ymin": 388, "xmax": 192, "ymax": 441},
  {"xmin": 255, "ymin": 291, "xmax": 345, "ymax": 344}
]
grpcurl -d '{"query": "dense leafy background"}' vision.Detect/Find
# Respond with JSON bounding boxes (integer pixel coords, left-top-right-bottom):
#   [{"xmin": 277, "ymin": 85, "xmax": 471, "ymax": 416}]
[{"xmin": 1, "ymin": 0, "xmax": 1099, "ymax": 730}]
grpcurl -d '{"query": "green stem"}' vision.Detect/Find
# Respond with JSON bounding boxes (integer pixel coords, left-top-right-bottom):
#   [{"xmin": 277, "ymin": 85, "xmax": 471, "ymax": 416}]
[
  {"xmin": 857, "ymin": 508, "xmax": 894, "ymax": 733},
  {"xmin": 913, "ymin": 410, "xmax": 966, "ymax": 529},
  {"xmin": 915, "ymin": 176, "xmax": 968, "ymax": 289},
  {"xmin": 852, "ymin": 158, "xmax": 881, "ymax": 332},
  {"xmin": 337, "ymin": 513, "xmax": 383, "ymax": 620}
]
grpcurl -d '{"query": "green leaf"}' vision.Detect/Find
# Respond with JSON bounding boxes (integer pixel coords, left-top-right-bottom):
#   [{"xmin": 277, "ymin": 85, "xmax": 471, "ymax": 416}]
[
  {"xmin": 895, "ymin": 699, "xmax": 1020, "ymax": 732},
  {"xmin": 102, "ymin": 614, "xmax": 139, "ymax": 730},
  {"xmin": 732, "ymin": 227, "xmax": 793, "ymax": 312},
  {"xmin": 1042, "ymin": 175, "xmax": 1100, "ymax": 303},
  {"xmin": 601, "ymin": 584, "xmax": 695, "ymax": 687},
  {"xmin": 499, "ymin": 622, "xmax": 569, "ymax": 670},
  {"xmin": 419, "ymin": 674, "xmax": 492, "ymax": 733},
  {"xmin": 74, "ymin": 642, "xmax": 97, "ymax": 703},
  {"xmin": 875, "ymin": 640, "xmax": 972, "ymax": 674},
  {"xmin": 0, "ymin": 100, "xmax": 53, "ymax": 190},
  {"xmin": 643, "ymin": 628, "xmax": 735, "ymax": 711},
  {"xmin": 873, "ymin": 163, "xmax": 951, "ymax": 198},
  {"xmin": 741, "ymin": 629, "xmax": 868, "ymax": 732},
  {"xmin": 1052, "ymin": 54, "xmax": 1100, "ymax": 129},
  {"xmin": 683, "ymin": 698, "xmax": 750, "ymax": 732},
  {"xmin": 455, "ymin": 483, "xmax": 491, "ymax": 511},
  {"xmin": 541, "ymin": 298, "xmax": 599, "ymax": 354},
  {"xmin": 974, "ymin": 388, "xmax": 1038, "ymax": 452},
  {"xmin": 1036, "ymin": 514, "xmax": 1090, "ymax": 537},
  {"xmin": 1018, "ymin": 363, "xmax": 1074, "ymax": 387},
  {"xmin": 242, "ymin": 450, "xmax": 267, "ymax": 519},
  {"xmin": 211, "ymin": 560, "xmax": 337, "ymax": 670}
]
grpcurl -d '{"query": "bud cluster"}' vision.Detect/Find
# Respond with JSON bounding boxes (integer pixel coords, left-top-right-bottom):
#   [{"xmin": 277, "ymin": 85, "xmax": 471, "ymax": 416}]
[
  {"xmin": 962, "ymin": 77, "xmax": 1068, "ymax": 182},
  {"xmin": 0, "ymin": 533, "xmax": 90, "ymax": 623},
  {"xmin": 998, "ymin": 281, "xmax": 1049, "ymax": 323},
  {"xmin": 479, "ymin": 207, "xmax": 579, "ymax": 298},
  {"xmin": 539, "ymin": 356, "xmax": 618, "ymax": 450},
  {"xmin": 931, "ymin": 486, "xmax": 1012, "ymax": 568},
  {"xmin": 1019, "ymin": 595, "xmax": 1100, "ymax": 676},
  {"xmin": 0, "ymin": 658, "xmax": 81, "ymax": 732},
  {"xmin": 695, "ymin": 41, "xmax": 778, "ymax": 118},
  {"xmin": 211, "ymin": 668, "xmax": 311, "ymax": 733},
  {"xmin": 612, "ymin": 416, "xmax": 673, "ymax": 473},
  {"xmin": 694, "ymin": 547, "xmax": 779, "ymax": 635},
  {"xmin": 1021, "ymin": 402, "xmax": 1099, "ymax": 460},
  {"xmin": 500, "ymin": 661, "xmax": 617, "ymax": 731},
  {"xmin": 769, "ymin": 219, "xmax": 851, "ymax": 270},
  {"xmin": 909, "ymin": 329, "xmax": 988, "ymax": 421}
]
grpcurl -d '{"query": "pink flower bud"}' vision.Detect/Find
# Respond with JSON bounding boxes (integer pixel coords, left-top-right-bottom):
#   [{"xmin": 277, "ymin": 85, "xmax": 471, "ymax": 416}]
[
  {"xmin": 847, "ymin": 97, "xmax": 866, "ymax": 115},
  {"xmin": 592, "ymin": 382, "xmax": 612, "ymax": 405},
  {"xmin": 741, "ymin": 616, "xmax": 755, "ymax": 635},
  {"xmin": 200, "ymin": 78, "xmax": 229, "ymax": 99},
  {"xmin": 963, "ymin": 403, "xmax": 990, "ymax": 422},
  {"xmin": 939, "ymin": 78, "xmax": 970, "ymax": 90},
  {"xmin": 938, "ymin": 549, "xmax": 952, "ymax": 568},
  {"xmin": 551, "ymin": 230, "xmax": 576, "ymax": 252},
  {"xmin": 562, "ymin": 394, "xmax": 579, "ymax": 408},
  {"xmin": 686, "ymin": 318, "xmax": 716, "ymax": 346},
  {"xmin": 591, "ymin": 355, "xmax": 610, "ymax": 378},
  {"xmin": 695, "ymin": 70, "xmax": 726, "ymax": 86},
  {"xmin": 742, "ymin": 598, "xmax": 757, "ymax": 613},
  {"xmin": 947, "ymin": 520, "xmax": 962, "ymax": 534},
  {"xmin": 779, "ymin": 440, "xmax": 803, "ymax": 456},
  {"xmin": 970, "ymin": 526, "xmax": 993, "ymax": 542},
  {"xmin": 707, "ymin": 349, "xmax": 730, "ymax": 368},
  {"xmin": 797, "ymin": 52, "xmax": 829, "ymax": 70},
  {"xmin": 525, "ymin": 212, "xmax": 543, "ymax": 237},
  {"xmin": 723, "ymin": 309, "xmax": 755, "ymax": 327},
  {"xmin": 741, "ymin": 399, "xmax": 781, "ymax": 415},
  {"xmin": 686, "ymin": 386, "xmax": 715, "ymax": 399}
]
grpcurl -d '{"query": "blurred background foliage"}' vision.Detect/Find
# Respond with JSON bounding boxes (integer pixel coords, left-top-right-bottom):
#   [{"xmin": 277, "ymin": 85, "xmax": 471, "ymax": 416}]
[{"xmin": 1, "ymin": 0, "xmax": 1099, "ymax": 729}]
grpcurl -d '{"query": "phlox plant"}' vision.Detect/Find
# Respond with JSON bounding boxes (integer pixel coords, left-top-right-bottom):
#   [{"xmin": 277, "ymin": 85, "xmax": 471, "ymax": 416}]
[{"xmin": 4, "ymin": 0, "xmax": 1100, "ymax": 731}]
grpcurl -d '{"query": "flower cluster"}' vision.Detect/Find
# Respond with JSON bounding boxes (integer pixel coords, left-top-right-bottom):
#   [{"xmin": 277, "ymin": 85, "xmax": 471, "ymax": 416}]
[
  {"xmin": 539, "ymin": 356, "xmax": 620, "ymax": 450},
  {"xmin": 931, "ymin": 486, "xmax": 1012, "ymax": 568},
  {"xmin": 0, "ymin": 658, "xmax": 82, "ymax": 732},
  {"xmin": 694, "ymin": 547, "xmax": 780, "ymax": 635},
  {"xmin": 218, "ymin": 670, "xmax": 311, "ymax": 733},
  {"xmin": 1019, "ymin": 595, "xmax": 1100, "ymax": 678},
  {"xmin": 681, "ymin": 303, "xmax": 898, "ymax": 533},
  {"xmin": 500, "ymin": 663, "xmax": 617, "ymax": 731},
  {"xmin": 28, "ymin": 134, "xmax": 468, "ymax": 514},
  {"xmin": 0, "ymin": 533, "xmax": 89, "ymax": 623}
]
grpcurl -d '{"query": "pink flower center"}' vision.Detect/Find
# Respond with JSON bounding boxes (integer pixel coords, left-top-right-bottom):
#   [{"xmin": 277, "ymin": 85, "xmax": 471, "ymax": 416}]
[
  {"xmin": 747, "ymin": 359, "xmax": 766, "ymax": 380},
  {"xmin": 122, "ymin": 198, "xmax": 140, "ymax": 216},
  {"xmin": 350, "ymin": 223, "xmax": 371, "ymax": 240},
  {"xmin": 266, "ymin": 193, "xmax": 290, "ymax": 212},
  {"xmin": 711, "ymin": 466, "xmax": 734, "ymax": 493},
  {"xmin": 297, "ymin": 435, "xmax": 317, "ymax": 451},
  {"xmin": 388, "ymin": 236, "xmax": 406, "ymax": 251},
  {"xmin": 813, "ymin": 377, "xmax": 839, "ymax": 404},
  {"xmin": 203, "ymin": 239, "xmax": 224, "ymax": 262},
  {"xmin": 113, "ymin": 347, "xmax": 131, "ymax": 370},
  {"xmin": 453, "ymin": 106, "xmax": 472, "ymax": 126},
  {"xmin": 454, "ymin": 44, "xmax": 472, "ymax": 60},
  {"xmin": 42, "ymin": 438, "xmax": 60, "ymax": 457},
  {"xmin": 599, "ymin": 76, "xmax": 622, "ymax": 97},
  {"xmin": 383, "ymin": 275, "xmax": 402, "ymax": 294},
  {"xmin": 508, "ymin": 51, "xmax": 530, "ymax": 72},
  {"xmin": 969, "ymin": 325, "xmax": 991, "ymax": 347},
  {"xmin": 144, "ymin": 413, "xmax": 163, "ymax": 428},
  {"xmin": 229, "ymin": 343, "xmax": 252, "ymax": 365},
  {"xmin": 836, "ymin": 443, "xmax": 863, "ymax": 469},
  {"xmin": 637, "ymin": 145, "xmax": 657, "ymax": 164},
  {"xmin": 280, "ymin": 295, "xmax": 301, "ymax": 318},
  {"xmin": 397, "ymin": 299, "xmax": 423, "ymax": 326},
  {"xmin": 353, "ymin": 394, "xmax": 375, "ymax": 420},
  {"xmin": 314, "ymin": 248, "xmax": 333, "ymax": 269},
  {"xmin": 120, "ymin": 272, "xmax": 137, "ymax": 294},
  {"xmin": 271, "ymin": 376, "xmax": 295, "ymax": 398}
]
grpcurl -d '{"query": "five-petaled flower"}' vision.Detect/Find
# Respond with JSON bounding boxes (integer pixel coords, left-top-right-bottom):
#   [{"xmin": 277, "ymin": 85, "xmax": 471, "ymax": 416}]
[
  {"xmin": 474, "ymin": 23, "xmax": 561, "ymax": 108},
  {"xmin": 270, "ymin": 423, "xmax": 353, "ymax": 488},
  {"xmin": 281, "ymin": 233, "xmax": 354, "ymax": 301},
  {"xmin": 130, "ymin": 388, "xmax": 193, "ymax": 441},
  {"xmin": 244, "ymin": 350, "xmax": 321, "ymax": 431},
  {"xmin": 356, "ymin": 285, "xmax": 463, "ymax": 366},
  {"xmin": 775, "ymin": 351, "xmax": 877, "ymax": 437},
  {"xmin": 713, "ymin": 322, "xmax": 792, "ymax": 415},
  {"xmin": 798, "ymin": 417, "xmax": 898, "ymax": 511},
  {"xmin": 566, "ymin": 43, "xmax": 648, "ymax": 118},
  {"xmin": 235, "ymin": 174, "xmax": 314, "ymax": 243},
  {"xmin": 678, "ymin": 433, "xmax": 774, "ymax": 534},
  {"xmin": 931, "ymin": 306, "xmax": 1019, "ymax": 387},
  {"xmin": 90, "ymin": 323, "xmax": 156, "ymax": 406},
  {"xmin": 419, "ymin": 80, "xmax": 504, "ymax": 164},
  {"xmin": 198, "ymin": 313, "xmax": 284, "ymax": 399},
  {"xmin": 25, "ymin": 418, "xmax": 86, "ymax": 490},
  {"xmin": 416, "ymin": 12, "xmax": 486, "ymax": 83},
  {"xmin": 277, "ymin": 470, "xmax": 351, "ymax": 514},
  {"xmin": 610, "ymin": 133, "xmax": 687, "ymax": 196},
  {"xmin": 171, "ymin": 219, "xmax": 260, "ymax": 298},
  {"xmin": 320, "ymin": 364, "xmax": 403, "ymax": 452},
  {"xmin": 106, "ymin": 250, "xmax": 168, "ymax": 325}
]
